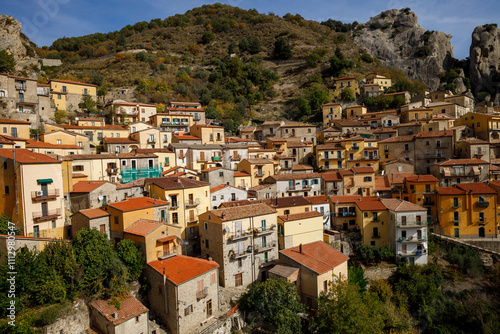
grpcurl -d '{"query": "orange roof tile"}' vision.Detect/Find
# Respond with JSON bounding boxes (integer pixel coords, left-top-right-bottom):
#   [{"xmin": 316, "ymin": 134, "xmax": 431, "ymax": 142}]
[
  {"xmin": 438, "ymin": 186, "xmax": 465, "ymax": 195},
  {"xmin": 50, "ymin": 78, "xmax": 97, "ymax": 87},
  {"xmin": 380, "ymin": 199, "xmax": 427, "ymax": 212},
  {"xmin": 148, "ymin": 255, "xmax": 219, "ymax": 285},
  {"xmin": 279, "ymin": 241, "xmax": 349, "ymax": 275},
  {"xmin": 124, "ymin": 219, "xmax": 162, "ymax": 236},
  {"xmin": 352, "ymin": 166, "xmax": 374, "ymax": 174},
  {"xmin": 72, "ymin": 181, "xmax": 108, "ymax": 193},
  {"xmin": 439, "ymin": 159, "xmax": 489, "ymax": 166},
  {"xmin": 456, "ymin": 182, "xmax": 496, "ymax": 195},
  {"xmin": 404, "ymin": 175, "xmax": 439, "ymax": 182},
  {"xmin": 90, "ymin": 293, "xmax": 147, "ymax": 326},
  {"xmin": 173, "ymin": 135, "xmax": 201, "ymax": 140},
  {"xmin": 207, "ymin": 203, "xmax": 276, "ymax": 221},
  {"xmin": 278, "ymin": 211, "xmax": 323, "ymax": 221},
  {"xmin": 0, "ymin": 118, "xmax": 31, "ymax": 124},
  {"xmin": 107, "ymin": 197, "xmax": 169, "ymax": 211},
  {"xmin": 355, "ymin": 199, "xmax": 387, "ymax": 211},
  {"xmin": 234, "ymin": 171, "xmax": 251, "ymax": 177},
  {"xmin": 306, "ymin": 195, "xmax": 330, "ymax": 205},
  {"xmin": 375, "ymin": 176, "xmax": 391, "ymax": 191},
  {"xmin": 321, "ymin": 172, "xmax": 342, "ymax": 181},
  {"xmin": 78, "ymin": 208, "xmax": 110, "ymax": 219},
  {"xmin": 0, "ymin": 149, "xmax": 60, "ymax": 164}
]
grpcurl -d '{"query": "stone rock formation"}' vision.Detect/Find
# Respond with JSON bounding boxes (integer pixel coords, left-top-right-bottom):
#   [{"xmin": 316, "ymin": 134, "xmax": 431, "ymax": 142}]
[
  {"xmin": 470, "ymin": 24, "xmax": 500, "ymax": 103},
  {"xmin": 0, "ymin": 15, "xmax": 38, "ymax": 72},
  {"xmin": 354, "ymin": 9, "xmax": 456, "ymax": 91}
]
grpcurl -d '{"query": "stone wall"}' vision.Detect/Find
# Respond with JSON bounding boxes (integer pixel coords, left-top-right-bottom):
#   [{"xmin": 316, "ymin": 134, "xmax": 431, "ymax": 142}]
[{"xmin": 44, "ymin": 299, "xmax": 89, "ymax": 334}]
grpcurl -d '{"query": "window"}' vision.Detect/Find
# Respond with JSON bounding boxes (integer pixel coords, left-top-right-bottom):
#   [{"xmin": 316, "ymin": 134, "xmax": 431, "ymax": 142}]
[
  {"xmin": 72, "ymin": 165, "xmax": 84, "ymax": 172},
  {"xmin": 4, "ymin": 186, "xmax": 9, "ymax": 194},
  {"xmin": 453, "ymin": 197, "xmax": 459, "ymax": 207},
  {"xmin": 184, "ymin": 305, "xmax": 193, "ymax": 316},
  {"xmin": 205, "ymin": 239, "xmax": 209, "ymax": 248},
  {"xmin": 212, "ymin": 195, "xmax": 216, "ymax": 201},
  {"xmin": 364, "ymin": 176, "xmax": 372, "ymax": 182},
  {"xmin": 211, "ymin": 272, "xmax": 216, "ymax": 285},
  {"xmin": 324, "ymin": 280, "xmax": 328, "ymax": 292},
  {"xmin": 219, "ymin": 171, "xmax": 223, "ymax": 177},
  {"xmin": 57, "ymin": 94, "xmax": 61, "ymax": 99},
  {"xmin": 172, "ymin": 212, "xmax": 178, "ymax": 224},
  {"xmin": 479, "ymin": 212, "xmax": 484, "ymax": 222},
  {"xmin": 114, "ymin": 216, "xmax": 119, "ymax": 225},
  {"xmin": 83, "ymin": 88, "xmax": 88, "ymax": 95},
  {"xmin": 235, "ymin": 273, "xmax": 243, "ymax": 287},
  {"xmin": 453, "ymin": 211, "xmax": 459, "ymax": 221}
]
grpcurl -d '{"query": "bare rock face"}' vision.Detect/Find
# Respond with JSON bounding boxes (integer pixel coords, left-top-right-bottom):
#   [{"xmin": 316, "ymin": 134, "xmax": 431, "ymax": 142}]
[
  {"xmin": 470, "ymin": 24, "xmax": 500, "ymax": 103},
  {"xmin": 0, "ymin": 15, "xmax": 28, "ymax": 60},
  {"xmin": 354, "ymin": 9, "xmax": 455, "ymax": 91}
]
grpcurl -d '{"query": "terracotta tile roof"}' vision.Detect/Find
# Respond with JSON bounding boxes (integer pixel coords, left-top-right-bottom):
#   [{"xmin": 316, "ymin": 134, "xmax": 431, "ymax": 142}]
[
  {"xmin": 439, "ymin": 159, "xmax": 489, "ymax": 166},
  {"xmin": 210, "ymin": 184, "xmax": 230, "ymax": 193},
  {"xmin": 0, "ymin": 149, "xmax": 60, "ymax": 164},
  {"xmin": 145, "ymin": 177, "xmax": 209, "ymax": 190},
  {"xmin": 321, "ymin": 172, "xmax": 341, "ymax": 181},
  {"xmin": 292, "ymin": 164, "xmax": 313, "ymax": 171},
  {"xmin": 173, "ymin": 135, "xmax": 201, "ymax": 140},
  {"xmin": 404, "ymin": 175, "xmax": 439, "ymax": 182},
  {"xmin": 395, "ymin": 121, "xmax": 422, "ymax": 128},
  {"xmin": 269, "ymin": 265, "xmax": 299, "ymax": 278},
  {"xmin": 279, "ymin": 211, "xmax": 323, "ymax": 221},
  {"xmin": 234, "ymin": 171, "xmax": 250, "ymax": 177},
  {"xmin": 266, "ymin": 172, "xmax": 321, "ymax": 181},
  {"xmin": 332, "ymin": 119, "xmax": 366, "ymax": 127},
  {"xmin": 306, "ymin": 195, "xmax": 329, "ymax": 205},
  {"xmin": 200, "ymin": 166, "xmax": 222, "ymax": 173},
  {"xmin": 0, "ymin": 118, "xmax": 31, "ymax": 124},
  {"xmin": 279, "ymin": 241, "xmax": 349, "ymax": 275},
  {"xmin": 387, "ymin": 173, "xmax": 415, "ymax": 185},
  {"xmin": 208, "ymin": 203, "xmax": 276, "ymax": 221},
  {"xmin": 135, "ymin": 148, "xmax": 174, "ymax": 154},
  {"xmin": 78, "ymin": 208, "xmax": 110, "ymax": 219},
  {"xmin": 490, "ymin": 165, "xmax": 500, "ymax": 171},
  {"xmin": 0, "ymin": 135, "xmax": 15, "ymax": 144},
  {"xmin": 244, "ymin": 158, "xmax": 276, "ymax": 164},
  {"xmin": 438, "ymin": 186, "xmax": 465, "ymax": 195},
  {"xmin": 286, "ymin": 141, "xmax": 310, "ymax": 148},
  {"xmin": 124, "ymin": 219, "xmax": 162, "ymax": 237},
  {"xmin": 352, "ymin": 166, "xmax": 374, "ymax": 174},
  {"xmin": 104, "ymin": 137, "xmax": 139, "ymax": 144},
  {"xmin": 375, "ymin": 176, "xmax": 391, "ymax": 191},
  {"xmin": 355, "ymin": 199, "xmax": 387, "ymax": 211},
  {"xmin": 280, "ymin": 121, "xmax": 315, "ymax": 128},
  {"xmin": 148, "ymin": 255, "xmax": 219, "ymax": 285},
  {"xmin": 329, "ymin": 195, "xmax": 379, "ymax": 204},
  {"xmin": 455, "ymin": 182, "xmax": 496, "ymax": 195},
  {"xmin": 26, "ymin": 139, "xmax": 81, "ymax": 149},
  {"xmin": 322, "ymin": 102, "xmax": 341, "ymax": 106},
  {"xmin": 337, "ymin": 169, "xmax": 354, "ymax": 177},
  {"xmin": 221, "ymin": 196, "xmax": 311, "ymax": 209},
  {"xmin": 379, "ymin": 135, "xmax": 415, "ymax": 143},
  {"xmin": 414, "ymin": 130, "xmax": 453, "ymax": 138},
  {"xmin": 72, "ymin": 181, "xmax": 108, "ymax": 193},
  {"xmin": 107, "ymin": 197, "xmax": 169, "ymax": 211},
  {"xmin": 192, "ymin": 124, "xmax": 223, "ymax": 129},
  {"xmin": 457, "ymin": 137, "xmax": 490, "ymax": 144},
  {"xmin": 90, "ymin": 293, "xmax": 147, "ymax": 326},
  {"xmin": 381, "ymin": 199, "xmax": 427, "ymax": 212},
  {"xmin": 58, "ymin": 124, "xmax": 126, "ymax": 130},
  {"xmin": 115, "ymin": 178, "xmax": 145, "ymax": 189},
  {"xmin": 113, "ymin": 101, "xmax": 155, "ymax": 107}
]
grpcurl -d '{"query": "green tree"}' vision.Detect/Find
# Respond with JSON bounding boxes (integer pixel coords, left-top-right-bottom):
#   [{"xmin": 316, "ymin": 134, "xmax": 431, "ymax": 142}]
[
  {"xmin": 0, "ymin": 213, "xmax": 21, "ymax": 235},
  {"xmin": 78, "ymin": 95, "xmax": 98, "ymax": 113},
  {"xmin": 52, "ymin": 109, "xmax": 68, "ymax": 124},
  {"xmin": 376, "ymin": 243, "xmax": 393, "ymax": 261},
  {"xmin": 0, "ymin": 50, "xmax": 16, "ymax": 73},
  {"xmin": 238, "ymin": 278, "xmax": 306, "ymax": 334},
  {"xmin": 116, "ymin": 239, "xmax": 145, "ymax": 282},
  {"xmin": 200, "ymin": 31, "xmax": 215, "ymax": 45},
  {"xmin": 340, "ymin": 88, "xmax": 355, "ymax": 101},
  {"xmin": 348, "ymin": 265, "xmax": 368, "ymax": 292},
  {"xmin": 72, "ymin": 228, "xmax": 127, "ymax": 298},
  {"xmin": 272, "ymin": 37, "xmax": 292, "ymax": 60}
]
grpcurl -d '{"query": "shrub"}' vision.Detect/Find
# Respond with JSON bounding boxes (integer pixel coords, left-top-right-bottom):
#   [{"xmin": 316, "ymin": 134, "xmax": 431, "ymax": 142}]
[
  {"xmin": 446, "ymin": 246, "xmax": 484, "ymax": 276},
  {"xmin": 272, "ymin": 37, "xmax": 292, "ymax": 60},
  {"xmin": 200, "ymin": 31, "xmax": 215, "ymax": 44}
]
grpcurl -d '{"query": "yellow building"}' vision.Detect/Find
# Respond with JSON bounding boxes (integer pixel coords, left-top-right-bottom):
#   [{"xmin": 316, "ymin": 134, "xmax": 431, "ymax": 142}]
[
  {"xmin": 0, "ymin": 149, "xmax": 66, "ymax": 238},
  {"xmin": 135, "ymin": 148, "xmax": 176, "ymax": 170},
  {"xmin": 455, "ymin": 112, "xmax": 500, "ymax": 141},
  {"xmin": 0, "ymin": 118, "xmax": 31, "ymax": 139},
  {"xmin": 340, "ymin": 167, "xmax": 376, "ymax": 196},
  {"xmin": 189, "ymin": 124, "xmax": 224, "ymax": 144},
  {"xmin": 277, "ymin": 211, "xmax": 324, "ymax": 250},
  {"xmin": 238, "ymin": 158, "xmax": 278, "ymax": 187},
  {"xmin": 123, "ymin": 219, "xmax": 182, "ymax": 263},
  {"xmin": 49, "ymin": 79, "xmax": 97, "ymax": 112},
  {"xmin": 40, "ymin": 130, "xmax": 91, "ymax": 154},
  {"xmin": 316, "ymin": 136, "xmax": 379, "ymax": 172},
  {"xmin": 355, "ymin": 199, "xmax": 389, "ymax": 247},
  {"xmin": 279, "ymin": 241, "xmax": 349, "ymax": 309},
  {"xmin": 145, "ymin": 177, "xmax": 211, "ymax": 255},
  {"xmin": 234, "ymin": 171, "xmax": 251, "ymax": 188},
  {"xmin": 399, "ymin": 175, "xmax": 439, "ymax": 225},
  {"xmin": 365, "ymin": 73, "xmax": 392, "ymax": 90},
  {"xmin": 111, "ymin": 101, "xmax": 157, "ymax": 124},
  {"xmin": 345, "ymin": 105, "xmax": 367, "ymax": 119},
  {"xmin": 26, "ymin": 139, "xmax": 84, "ymax": 156},
  {"xmin": 149, "ymin": 112, "xmax": 193, "ymax": 129},
  {"xmin": 129, "ymin": 128, "xmax": 162, "ymax": 149},
  {"xmin": 46, "ymin": 123, "xmax": 129, "ymax": 149},
  {"xmin": 322, "ymin": 102, "xmax": 343, "ymax": 127},
  {"xmin": 103, "ymin": 197, "xmax": 170, "ymax": 241},
  {"xmin": 333, "ymin": 77, "xmax": 360, "ymax": 99},
  {"xmin": 265, "ymin": 137, "xmax": 287, "ymax": 154},
  {"xmin": 437, "ymin": 182, "xmax": 497, "ymax": 238},
  {"xmin": 400, "ymin": 108, "xmax": 432, "ymax": 123}
]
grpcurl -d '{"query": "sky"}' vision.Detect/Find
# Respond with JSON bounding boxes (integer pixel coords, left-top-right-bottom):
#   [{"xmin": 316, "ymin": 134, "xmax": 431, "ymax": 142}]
[{"xmin": 2, "ymin": 0, "xmax": 499, "ymax": 60}]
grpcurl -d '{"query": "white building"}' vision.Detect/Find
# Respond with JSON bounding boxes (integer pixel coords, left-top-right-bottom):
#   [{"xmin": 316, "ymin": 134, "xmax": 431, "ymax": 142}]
[
  {"xmin": 262, "ymin": 172, "xmax": 322, "ymax": 197},
  {"xmin": 307, "ymin": 195, "xmax": 332, "ymax": 228},
  {"xmin": 210, "ymin": 184, "xmax": 251, "ymax": 209},
  {"xmin": 382, "ymin": 199, "xmax": 428, "ymax": 265}
]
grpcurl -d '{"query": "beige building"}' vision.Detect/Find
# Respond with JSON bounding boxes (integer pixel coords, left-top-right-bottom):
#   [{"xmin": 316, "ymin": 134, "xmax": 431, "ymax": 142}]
[
  {"xmin": 0, "ymin": 74, "xmax": 41, "ymax": 124},
  {"xmin": 146, "ymin": 255, "xmax": 219, "ymax": 334},
  {"xmin": 39, "ymin": 130, "xmax": 91, "ymax": 154},
  {"xmin": 199, "ymin": 203, "xmax": 278, "ymax": 288},
  {"xmin": 46, "ymin": 123, "xmax": 129, "ymax": 149},
  {"xmin": 0, "ymin": 149, "xmax": 66, "ymax": 239},
  {"xmin": 0, "ymin": 118, "xmax": 31, "ymax": 139},
  {"xmin": 49, "ymin": 79, "xmax": 97, "ymax": 112},
  {"xmin": 322, "ymin": 102, "xmax": 343, "ymax": 127},
  {"xmin": 110, "ymin": 100, "xmax": 157, "ymax": 123},
  {"xmin": 345, "ymin": 105, "xmax": 367, "ymax": 119},
  {"xmin": 71, "ymin": 208, "xmax": 110, "ymax": 238},
  {"xmin": 190, "ymin": 124, "xmax": 224, "ymax": 144},
  {"xmin": 129, "ymin": 127, "xmax": 162, "ymax": 149},
  {"xmin": 238, "ymin": 158, "xmax": 278, "ymax": 187},
  {"xmin": 279, "ymin": 241, "xmax": 349, "ymax": 309},
  {"xmin": 277, "ymin": 211, "xmax": 323, "ymax": 250}
]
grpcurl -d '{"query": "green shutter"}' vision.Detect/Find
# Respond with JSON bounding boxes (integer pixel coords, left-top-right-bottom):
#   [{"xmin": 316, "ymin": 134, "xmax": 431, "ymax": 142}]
[{"xmin": 37, "ymin": 179, "xmax": 53, "ymax": 185}]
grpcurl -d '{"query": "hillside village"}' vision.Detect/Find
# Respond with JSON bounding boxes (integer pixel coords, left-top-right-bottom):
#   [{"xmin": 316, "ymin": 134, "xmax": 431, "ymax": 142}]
[{"xmin": 1, "ymin": 4, "xmax": 500, "ymax": 334}]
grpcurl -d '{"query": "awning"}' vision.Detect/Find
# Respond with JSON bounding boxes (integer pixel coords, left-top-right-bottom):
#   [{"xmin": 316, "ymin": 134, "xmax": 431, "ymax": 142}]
[
  {"xmin": 442, "ymin": 168, "xmax": 451, "ymax": 177},
  {"xmin": 37, "ymin": 178, "xmax": 53, "ymax": 185},
  {"xmin": 157, "ymin": 235, "xmax": 177, "ymax": 243}
]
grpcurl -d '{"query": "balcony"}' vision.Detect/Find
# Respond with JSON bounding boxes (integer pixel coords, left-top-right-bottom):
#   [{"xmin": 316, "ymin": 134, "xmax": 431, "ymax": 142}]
[
  {"xmin": 476, "ymin": 201, "xmax": 489, "ymax": 208},
  {"xmin": 372, "ymin": 234, "xmax": 381, "ymax": 239},
  {"xmin": 107, "ymin": 167, "xmax": 118, "ymax": 175},
  {"xmin": 147, "ymin": 137, "xmax": 155, "ymax": 143},
  {"xmin": 31, "ymin": 189, "xmax": 59, "ymax": 201},
  {"xmin": 196, "ymin": 287, "xmax": 208, "ymax": 300},
  {"xmin": 396, "ymin": 221, "xmax": 427, "ymax": 227},
  {"xmin": 186, "ymin": 199, "xmax": 200, "ymax": 208},
  {"xmin": 255, "ymin": 171, "xmax": 265, "ymax": 177},
  {"xmin": 228, "ymin": 231, "xmax": 251, "ymax": 241},
  {"xmin": 397, "ymin": 249, "xmax": 427, "ymax": 256},
  {"xmin": 254, "ymin": 241, "xmax": 276, "ymax": 253},
  {"xmin": 423, "ymin": 201, "xmax": 435, "ymax": 206},
  {"xmin": 231, "ymin": 154, "xmax": 242, "ymax": 161},
  {"xmin": 212, "ymin": 156, "xmax": 221, "ymax": 162},
  {"xmin": 230, "ymin": 250, "xmax": 249, "ymax": 259},
  {"xmin": 16, "ymin": 84, "xmax": 26, "ymax": 90},
  {"xmin": 33, "ymin": 208, "xmax": 62, "ymax": 222},
  {"xmin": 254, "ymin": 225, "xmax": 275, "ymax": 236},
  {"xmin": 418, "ymin": 154, "xmax": 444, "ymax": 159},
  {"xmin": 170, "ymin": 203, "xmax": 179, "ymax": 210},
  {"xmin": 333, "ymin": 212, "xmax": 356, "ymax": 217},
  {"xmin": 351, "ymin": 146, "xmax": 360, "ymax": 151},
  {"xmin": 286, "ymin": 185, "xmax": 312, "ymax": 192},
  {"xmin": 398, "ymin": 236, "xmax": 427, "ymax": 242},
  {"xmin": 157, "ymin": 246, "xmax": 179, "ymax": 259},
  {"xmin": 17, "ymin": 96, "xmax": 38, "ymax": 105}
]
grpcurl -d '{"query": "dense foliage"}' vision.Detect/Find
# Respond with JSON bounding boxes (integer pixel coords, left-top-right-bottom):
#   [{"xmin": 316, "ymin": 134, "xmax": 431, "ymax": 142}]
[
  {"xmin": 238, "ymin": 278, "xmax": 306, "ymax": 334},
  {"xmin": 0, "ymin": 50, "xmax": 16, "ymax": 73}
]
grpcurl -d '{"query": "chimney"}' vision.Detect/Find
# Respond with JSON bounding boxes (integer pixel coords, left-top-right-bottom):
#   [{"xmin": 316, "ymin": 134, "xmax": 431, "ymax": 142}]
[
  {"xmin": 112, "ymin": 312, "xmax": 118, "ymax": 319},
  {"xmin": 299, "ymin": 243, "xmax": 302, "ymax": 254},
  {"xmin": 208, "ymin": 256, "xmax": 213, "ymax": 262}
]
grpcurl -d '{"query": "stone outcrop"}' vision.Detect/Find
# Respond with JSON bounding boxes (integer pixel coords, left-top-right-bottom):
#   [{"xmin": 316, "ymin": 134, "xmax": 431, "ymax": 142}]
[
  {"xmin": 354, "ymin": 9, "xmax": 455, "ymax": 91},
  {"xmin": 0, "ymin": 15, "xmax": 39, "ymax": 72},
  {"xmin": 470, "ymin": 24, "xmax": 500, "ymax": 103}
]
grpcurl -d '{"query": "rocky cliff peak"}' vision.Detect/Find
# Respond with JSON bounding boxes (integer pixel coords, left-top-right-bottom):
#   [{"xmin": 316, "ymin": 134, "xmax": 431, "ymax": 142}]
[
  {"xmin": 470, "ymin": 24, "xmax": 500, "ymax": 103},
  {"xmin": 354, "ymin": 8, "xmax": 455, "ymax": 91},
  {"xmin": 0, "ymin": 15, "xmax": 39, "ymax": 71}
]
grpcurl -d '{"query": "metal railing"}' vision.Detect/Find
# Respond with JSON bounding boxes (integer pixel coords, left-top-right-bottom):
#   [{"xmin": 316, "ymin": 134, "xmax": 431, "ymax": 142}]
[
  {"xmin": 33, "ymin": 208, "xmax": 62, "ymax": 222},
  {"xmin": 231, "ymin": 154, "xmax": 241, "ymax": 161},
  {"xmin": 476, "ymin": 201, "xmax": 489, "ymax": 208},
  {"xmin": 333, "ymin": 212, "xmax": 356, "ymax": 217},
  {"xmin": 396, "ymin": 221, "xmax": 427, "ymax": 227},
  {"xmin": 107, "ymin": 167, "xmax": 118, "ymax": 175},
  {"xmin": 397, "ymin": 249, "xmax": 427, "ymax": 256},
  {"xmin": 254, "ymin": 225, "xmax": 275, "ymax": 236},
  {"xmin": 157, "ymin": 246, "xmax": 179, "ymax": 259},
  {"xmin": 286, "ymin": 185, "xmax": 312, "ymax": 192},
  {"xmin": 31, "ymin": 189, "xmax": 59, "ymax": 201},
  {"xmin": 228, "ymin": 232, "xmax": 251, "ymax": 241},
  {"xmin": 186, "ymin": 199, "xmax": 200, "ymax": 208},
  {"xmin": 254, "ymin": 241, "xmax": 276, "ymax": 252},
  {"xmin": 398, "ymin": 236, "xmax": 427, "ymax": 242},
  {"xmin": 196, "ymin": 287, "xmax": 209, "ymax": 300}
]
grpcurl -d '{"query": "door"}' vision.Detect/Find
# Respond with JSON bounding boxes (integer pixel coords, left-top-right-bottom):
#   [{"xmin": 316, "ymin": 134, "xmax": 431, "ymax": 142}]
[
  {"xmin": 99, "ymin": 224, "xmax": 105, "ymax": 233},
  {"xmin": 200, "ymin": 152, "xmax": 205, "ymax": 161},
  {"xmin": 235, "ymin": 221, "xmax": 242, "ymax": 236},
  {"xmin": 235, "ymin": 273, "xmax": 242, "ymax": 287},
  {"xmin": 41, "ymin": 202, "xmax": 48, "ymax": 217},
  {"xmin": 479, "ymin": 227, "xmax": 485, "ymax": 238},
  {"xmin": 206, "ymin": 299, "xmax": 213, "ymax": 317},
  {"xmin": 131, "ymin": 160, "xmax": 137, "ymax": 169},
  {"xmin": 41, "ymin": 184, "xmax": 48, "ymax": 197},
  {"xmin": 454, "ymin": 228, "xmax": 460, "ymax": 238},
  {"xmin": 11, "ymin": 128, "xmax": 17, "ymax": 137}
]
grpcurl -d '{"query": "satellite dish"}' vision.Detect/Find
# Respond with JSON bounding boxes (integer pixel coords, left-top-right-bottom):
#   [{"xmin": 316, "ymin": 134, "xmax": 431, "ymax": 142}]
[
  {"xmin": 278, "ymin": 166, "xmax": 281, "ymax": 170},
  {"xmin": 245, "ymin": 187, "xmax": 249, "ymax": 191},
  {"xmin": 225, "ymin": 227, "xmax": 230, "ymax": 233},
  {"xmin": 98, "ymin": 195, "xmax": 104, "ymax": 201},
  {"xmin": 381, "ymin": 170, "xmax": 385, "ymax": 175},
  {"xmin": 75, "ymin": 117, "xmax": 79, "ymax": 121},
  {"xmin": 117, "ymin": 175, "xmax": 122, "ymax": 179},
  {"xmin": 165, "ymin": 195, "xmax": 171, "ymax": 201}
]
